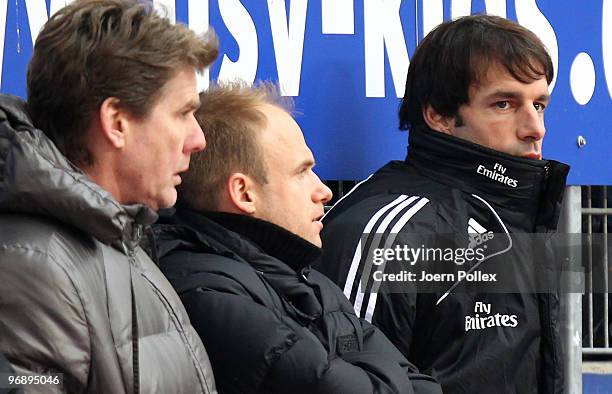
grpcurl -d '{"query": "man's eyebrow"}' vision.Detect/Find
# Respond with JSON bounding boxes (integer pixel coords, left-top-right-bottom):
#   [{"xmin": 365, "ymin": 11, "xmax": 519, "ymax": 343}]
[
  {"xmin": 182, "ymin": 98, "xmax": 201, "ymax": 111},
  {"xmin": 536, "ymin": 93, "xmax": 551, "ymax": 103},
  {"xmin": 485, "ymin": 90, "xmax": 550, "ymax": 103},
  {"xmin": 296, "ymin": 158, "xmax": 315, "ymax": 171}
]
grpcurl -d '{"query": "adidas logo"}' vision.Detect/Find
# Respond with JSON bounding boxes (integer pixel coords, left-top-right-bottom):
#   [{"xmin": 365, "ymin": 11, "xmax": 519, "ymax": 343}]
[{"xmin": 468, "ymin": 218, "xmax": 493, "ymax": 248}]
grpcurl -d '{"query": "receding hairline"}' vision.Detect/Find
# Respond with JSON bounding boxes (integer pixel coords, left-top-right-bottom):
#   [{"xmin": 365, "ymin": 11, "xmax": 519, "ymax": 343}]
[
  {"xmin": 200, "ymin": 80, "xmax": 293, "ymax": 106},
  {"xmin": 197, "ymin": 81, "xmax": 295, "ymax": 157},
  {"xmin": 185, "ymin": 81, "xmax": 293, "ymax": 204}
]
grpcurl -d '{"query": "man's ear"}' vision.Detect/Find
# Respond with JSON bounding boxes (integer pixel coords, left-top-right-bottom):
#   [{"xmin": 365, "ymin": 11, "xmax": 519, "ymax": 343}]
[
  {"xmin": 226, "ymin": 172, "xmax": 258, "ymax": 215},
  {"xmin": 422, "ymin": 105, "xmax": 455, "ymax": 134},
  {"xmin": 99, "ymin": 97, "xmax": 127, "ymax": 149}
]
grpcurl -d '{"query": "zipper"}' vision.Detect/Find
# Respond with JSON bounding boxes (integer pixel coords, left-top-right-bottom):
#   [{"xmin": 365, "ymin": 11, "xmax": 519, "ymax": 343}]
[
  {"xmin": 140, "ymin": 273, "xmax": 211, "ymax": 393},
  {"xmin": 127, "ymin": 238, "xmax": 211, "ymax": 393},
  {"xmin": 123, "ymin": 243, "xmax": 140, "ymax": 394},
  {"xmin": 541, "ymin": 293, "xmax": 559, "ymax": 393}
]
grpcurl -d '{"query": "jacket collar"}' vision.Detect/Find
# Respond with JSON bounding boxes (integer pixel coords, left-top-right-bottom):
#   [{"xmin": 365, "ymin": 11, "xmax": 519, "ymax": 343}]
[
  {"xmin": 170, "ymin": 208, "xmax": 322, "ymax": 271},
  {"xmin": 0, "ymin": 94, "xmax": 157, "ymax": 250},
  {"xmin": 157, "ymin": 208, "xmax": 324, "ymax": 320},
  {"xmin": 407, "ymin": 126, "xmax": 569, "ymax": 231}
]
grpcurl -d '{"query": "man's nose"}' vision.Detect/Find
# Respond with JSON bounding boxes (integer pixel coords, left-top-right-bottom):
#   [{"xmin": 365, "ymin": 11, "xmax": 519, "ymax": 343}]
[
  {"xmin": 313, "ymin": 174, "xmax": 333, "ymax": 205},
  {"xmin": 518, "ymin": 105, "xmax": 546, "ymax": 142},
  {"xmin": 185, "ymin": 119, "xmax": 206, "ymax": 153}
]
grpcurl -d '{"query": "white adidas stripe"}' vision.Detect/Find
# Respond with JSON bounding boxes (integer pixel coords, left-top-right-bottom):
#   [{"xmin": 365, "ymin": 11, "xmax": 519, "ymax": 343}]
[
  {"xmin": 353, "ymin": 196, "xmax": 419, "ymax": 315},
  {"xmin": 364, "ymin": 198, "xmax": 430, "ymax": 322},
  {"xmin": 343, "ymin": 195, "xmax": 410, "ymax": 300},
  {"xmin": 391, "ymin": 198, "xmax": 430, "ymax": 234}
]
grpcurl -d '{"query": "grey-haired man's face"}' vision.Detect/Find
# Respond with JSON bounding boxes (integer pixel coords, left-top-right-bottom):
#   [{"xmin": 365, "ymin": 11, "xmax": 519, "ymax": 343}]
[{"xmin": 115, "ymin": 67, "xmax": 206, "ymax": 210}]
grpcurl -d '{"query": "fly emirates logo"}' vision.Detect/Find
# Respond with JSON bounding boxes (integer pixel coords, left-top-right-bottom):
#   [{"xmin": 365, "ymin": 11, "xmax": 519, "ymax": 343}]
[
  {"xmin": 465, "ymin": 302, "xmax": 518, "ymax": 332},
  {"xmin": 476, "ymin": 163, "xmax": 518, "ymax": 188}
]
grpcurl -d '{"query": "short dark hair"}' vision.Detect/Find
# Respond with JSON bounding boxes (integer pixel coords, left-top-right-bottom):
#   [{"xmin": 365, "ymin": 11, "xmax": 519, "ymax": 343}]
[
  {"xmin": 178, "ymin": 81, "xmax": 293, "ymax": 212},
  {"xmin": 27, "ymin": 0, "xmax": 218, "ymax": 165},
  {"xmin": 399, "ymin": 14, "xmax": 553, "ymax": 131}
]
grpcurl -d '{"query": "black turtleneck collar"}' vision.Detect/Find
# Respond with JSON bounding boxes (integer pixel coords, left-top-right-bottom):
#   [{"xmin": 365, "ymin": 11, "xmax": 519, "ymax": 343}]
[
  {"xmin": 189, "ymin": 210, "xmax": 322, "ymax": 271},
  {"xmin": 407, "ymin": 126, "xmax": 569, "ymax": 230}
]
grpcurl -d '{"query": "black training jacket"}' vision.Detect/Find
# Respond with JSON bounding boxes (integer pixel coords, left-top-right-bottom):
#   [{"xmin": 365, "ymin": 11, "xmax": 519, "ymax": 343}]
[
  {"xmin": 152, "ymin": 209, "xmax": 442, "ymax": 394},
  {"xmin": 317, "ymin": 127, "xmax": 569, "ymax": 394}
]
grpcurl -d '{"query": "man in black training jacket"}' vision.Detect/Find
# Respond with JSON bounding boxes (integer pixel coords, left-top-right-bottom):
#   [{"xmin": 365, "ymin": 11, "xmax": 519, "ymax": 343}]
[
  {"xmin": 317, "ymin": 15, "xmax": 569, "ymax": 394},
  {"xmin": 152, "ymin": 82, "xmax": 442, "ymax": 394}
]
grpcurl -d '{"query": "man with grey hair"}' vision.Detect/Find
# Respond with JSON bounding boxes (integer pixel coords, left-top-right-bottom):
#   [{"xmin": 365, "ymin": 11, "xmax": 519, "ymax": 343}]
[{"xmin": 0, "ymin": 0, "xmax": 218, "ymax": 392}]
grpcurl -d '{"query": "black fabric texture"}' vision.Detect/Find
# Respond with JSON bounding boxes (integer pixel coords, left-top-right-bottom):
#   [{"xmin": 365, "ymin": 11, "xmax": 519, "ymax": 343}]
[{"xmin": 154, "ymin": 208, "xmax": 443, "ymax": 394}]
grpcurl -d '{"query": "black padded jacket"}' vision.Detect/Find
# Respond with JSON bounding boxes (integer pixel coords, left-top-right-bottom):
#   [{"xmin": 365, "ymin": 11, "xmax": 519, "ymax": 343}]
[
  {"xmin": 317, "ymin": 127, "xmax": 570, "ymax": 394},
  {"xmin": 153, "ymin": 209, "xmax": 443, "ymax": 394}
]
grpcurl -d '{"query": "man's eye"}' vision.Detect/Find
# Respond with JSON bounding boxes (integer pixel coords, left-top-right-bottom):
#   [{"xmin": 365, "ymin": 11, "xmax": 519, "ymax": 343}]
[
  {"xmin": 534, "ymin": 102, "xmax": 546, "ymax": 112},
  {"xmin": 495, "ymin": 101, "xmax": 510, "ymax": 109},
  {"xmin": 181, "ymin": 108, "xmax": 196, "ymax": 117}
]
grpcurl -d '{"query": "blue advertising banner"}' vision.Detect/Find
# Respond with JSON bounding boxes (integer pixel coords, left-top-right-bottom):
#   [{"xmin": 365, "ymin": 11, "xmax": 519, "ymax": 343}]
[{"xmin": 1, "ymin": 0, "xmax": 610, "ymax": 184}]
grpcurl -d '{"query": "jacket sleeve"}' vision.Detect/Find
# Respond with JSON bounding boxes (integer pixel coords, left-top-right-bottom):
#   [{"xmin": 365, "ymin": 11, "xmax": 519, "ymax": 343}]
[
  {"xmin": 319, "ymin": 199, "xmax": 442, "ymax": 362},
  {"xmin": 368, "ymin": 292, "xmax": 418, "ymax": 357},
  {"xmin": 181, "ymin": 272, "xmax": 425, "ymax": 394},
  {"xmin": 316, "ymin": 274, "xmax": 440, "ymax": 394},
  {"xmin": 357, "ymin": 317, "xmax": 441, "ymax": 394},
  {"xmin": 264, "ymin": 321, "xmax": 417, "ymax": 394},
  {"xmin": 0, "ymin": 244, "xmax": 90, "ymax": 393}
]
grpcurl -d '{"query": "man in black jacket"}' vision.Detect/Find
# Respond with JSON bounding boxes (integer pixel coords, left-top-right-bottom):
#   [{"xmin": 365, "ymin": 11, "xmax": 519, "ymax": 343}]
[
  {"xmin": 153, "ymin": 82, "xmax": 442, "ymax": 394},
  {"xmin": 317, "ymin": 15, "xmax": 569, "ymax": 394}
]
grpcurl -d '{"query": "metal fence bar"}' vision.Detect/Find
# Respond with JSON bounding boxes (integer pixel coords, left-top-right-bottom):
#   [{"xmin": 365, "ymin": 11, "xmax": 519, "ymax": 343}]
[
  {"xmin": 561, "ymin": 186, "xmax": 582, "ymax": 394},
  {"xmin": 587, "ymin": 186, "xmax": 594, "ymax": 348},
  {"xmin": 582, "ymin": 208, "xmax": 611, "ymax": 215},
  {"xmin": 582, "ymin": 348, "xmax": 612, "ymax": 355},
  {"xmin": 604, "ymin": 187, "xmax": 609, "ymax": 349}
]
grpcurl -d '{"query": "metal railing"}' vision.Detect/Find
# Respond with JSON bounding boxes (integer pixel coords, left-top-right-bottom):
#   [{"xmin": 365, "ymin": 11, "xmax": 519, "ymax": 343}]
[
  {"xmin": 581, "ymin": 186, "xmax": 611, "ymax": 355},
  {"xmin": 560, "ymin": 186, "xmax": 583, "ymax": 394}
]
